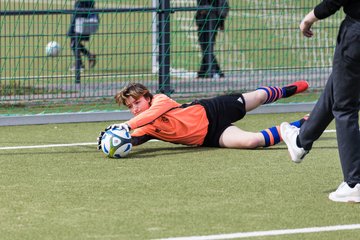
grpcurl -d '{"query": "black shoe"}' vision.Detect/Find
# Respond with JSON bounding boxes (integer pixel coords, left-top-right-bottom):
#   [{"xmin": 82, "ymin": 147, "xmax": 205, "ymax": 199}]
[
  {"xmin": 218, "ymin": 72, "xmax": 225, "ymax": 78},
  {"xmin": 197, "ymin": 72, "xmax": 225, "ymax": 79},
  {"xmin": 197, "ymin": 72, "xmax": 208, "ymax": 78}
]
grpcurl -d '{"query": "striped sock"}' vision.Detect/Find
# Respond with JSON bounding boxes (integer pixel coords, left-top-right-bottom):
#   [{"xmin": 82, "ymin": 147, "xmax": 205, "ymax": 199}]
[
  {"xmin": 290, "ymin": 118, "xmax": 307, "ymax": 128},
  {"xmin": 261, "ymin": 126, "xmax": 281, "ymax": 147},
  {"xmin": 260, "ymin": 118, "xmax": 306, "ymax": 147},
  {"xmin": 257, "ymin": 86, "xmax": 283, "ymax": 104}
]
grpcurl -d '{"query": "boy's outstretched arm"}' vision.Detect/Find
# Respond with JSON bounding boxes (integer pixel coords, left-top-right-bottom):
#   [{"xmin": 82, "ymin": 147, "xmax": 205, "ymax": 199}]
[{"xmin": 131, "ymin": 135, "xmax": 154, "ymax": 146}]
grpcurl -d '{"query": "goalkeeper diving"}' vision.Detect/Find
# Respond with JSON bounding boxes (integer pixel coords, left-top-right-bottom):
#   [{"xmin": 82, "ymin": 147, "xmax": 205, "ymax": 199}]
[{"xmin": 98, "ymin": 81, "xmax": 309, "ymax": 149}]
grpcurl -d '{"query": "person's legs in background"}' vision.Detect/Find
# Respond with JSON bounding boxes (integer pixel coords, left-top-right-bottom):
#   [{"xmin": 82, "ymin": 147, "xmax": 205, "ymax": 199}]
[
  {"xmin": 197, "ymin": 16, "xmax": 223, "ymax": 78},
  {"xmin": 70, "ymin": 36, "xmax": 96, "ymax": 70}
]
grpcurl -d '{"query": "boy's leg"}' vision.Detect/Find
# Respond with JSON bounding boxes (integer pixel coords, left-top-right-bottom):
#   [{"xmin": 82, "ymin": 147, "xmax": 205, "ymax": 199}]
[
  {"xmin": 261, "ymin": 116, "xmax": 308, "ymax": 147},
  {"xmin": 258, "ymin": 80, "xmax": 309, "ymax": 103},
  {"xmin": 243, "ymin": 80, "xmax": 309, "ymax": 112},
  {"xmin": 219, "ymin": 115, "xmax": 308, "ymax": 148},
  {"xmin": 219, "ymin": 126, "xmax": 265, "ymax": 148}
]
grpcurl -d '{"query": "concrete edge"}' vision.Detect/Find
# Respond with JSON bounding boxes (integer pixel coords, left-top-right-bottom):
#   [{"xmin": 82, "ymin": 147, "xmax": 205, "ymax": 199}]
[{"xmin": 0, "ymin": 103, "xmax": 315, "ymax": 126}]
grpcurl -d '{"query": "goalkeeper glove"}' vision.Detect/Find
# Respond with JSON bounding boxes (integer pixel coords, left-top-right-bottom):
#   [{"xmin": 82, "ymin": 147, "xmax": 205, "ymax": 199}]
[
  {"xmin": 105, "ymin": 123, "xmax": 131, "ymax": 132},
  {"xmin": 97, "ymin": 131, "xmax": 105, "ymax": 150}
]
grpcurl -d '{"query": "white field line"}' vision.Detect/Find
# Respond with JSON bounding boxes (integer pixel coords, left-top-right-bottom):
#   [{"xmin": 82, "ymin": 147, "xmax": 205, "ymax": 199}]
[
  {"xmin": 0, "ymin": 142, "xmax": 96, "ymax": 150},
  {"xmin": 155, "ymin": 224, "xmax": 360, "ymax": 240},
  {"xmin": 0, "ymin": 139, "xmax": 159, "ymax": 150},
  {"xmin": 0, "ymin": 130, "xmax": 339, "ymax": 150}
]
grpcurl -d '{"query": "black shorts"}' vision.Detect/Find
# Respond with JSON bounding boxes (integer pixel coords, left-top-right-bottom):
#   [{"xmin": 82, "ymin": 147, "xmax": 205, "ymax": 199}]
[{"xmin": 198, "ymin": 94, "xmax": 246, "ymax": 147}]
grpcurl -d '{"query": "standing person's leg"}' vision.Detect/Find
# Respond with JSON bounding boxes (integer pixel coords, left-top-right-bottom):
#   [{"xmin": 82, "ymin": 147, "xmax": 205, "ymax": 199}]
[
  {"xmin": 207, "ymin": 16, "xmax": 218, "ymax": 77},
  {"xmin": 70, "ymin": 37, "xmax": 84, "ymax": 70},
  {"xmin": 334, "ymin": 62, "xmax": 360, "ymax": 186},
  {"xmin": 71, "ymin": 38, "xmax": 87, "ymax": 57},
  {"xmin": 203, "ymin": 20, "xmax": 212, "ymax": 77},
  {"xmin": 327, "ymin": 18, "xmax": 360, "ymax": 202},
  {"xmin": 281, "ymin": 69, "xmax": 337, "ymax": 162},
  {"xmin": 81, "ymin": 36, "xmax": 96, "ymax": 69},
  {"xmin": 298, "ymin": 76, "xmax": 335, "ymax": 150},
  {"xmin": 73, "ymin": 38, "xmax": 96, "ymax": 69},
  {"xmin": 197, "ymin": 24, "xmax": 208, "ymax": 77},
  {"xmin": 331, "ymin": 22, "xmax": 360, "ymax": 187},
  {"xmin": 209, "ymin": 29, "xmax": 223, "ymax": 77},
  {"xmin": 281, "ymin": 17, "xmax": 360, "ymax": 202},
  {"xmin": 280, "ymin": 23, "xmax": 342, "ymax": 162},
  {"xmin": 78, "ymin": 41, "xmax": 90, "ymax": 57},
  {"xmin": 88, "ymin": 52, "xmax": 96, "ymax": 68}
]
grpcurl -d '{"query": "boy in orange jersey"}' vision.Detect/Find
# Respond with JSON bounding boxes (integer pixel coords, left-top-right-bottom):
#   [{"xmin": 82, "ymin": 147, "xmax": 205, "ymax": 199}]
[{"xmin": 97, "ymin": 81, "xmax": 309, "ymax": 149}]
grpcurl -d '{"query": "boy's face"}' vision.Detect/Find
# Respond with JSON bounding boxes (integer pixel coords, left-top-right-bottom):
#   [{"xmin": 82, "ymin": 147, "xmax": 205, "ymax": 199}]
[{"xmin": 125, "ymin": 96, "xmax": 151, "ymax": 116}]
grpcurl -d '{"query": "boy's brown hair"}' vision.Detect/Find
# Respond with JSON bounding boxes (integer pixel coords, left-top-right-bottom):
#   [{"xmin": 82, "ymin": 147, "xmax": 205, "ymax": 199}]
[{"xmin": 114, "ymin": 83, "xmax": 153, "ymax": 106}]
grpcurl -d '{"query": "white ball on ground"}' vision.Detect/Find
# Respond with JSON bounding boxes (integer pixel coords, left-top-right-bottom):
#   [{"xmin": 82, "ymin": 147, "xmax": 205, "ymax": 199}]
[{"xmin": 101, "ymin": 127, "xmax": 132, "ymax": 158}]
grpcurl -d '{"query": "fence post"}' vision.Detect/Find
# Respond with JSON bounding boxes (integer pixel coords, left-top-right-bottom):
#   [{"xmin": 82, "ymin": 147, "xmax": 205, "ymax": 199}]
[{"xmin": 157, "ymin": 0, "xmax": 173, "ymax": 95}]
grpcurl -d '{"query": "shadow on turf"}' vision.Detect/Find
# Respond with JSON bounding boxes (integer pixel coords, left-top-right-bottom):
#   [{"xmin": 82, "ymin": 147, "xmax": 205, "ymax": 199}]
[
  {"xmin": 129, "ymin": 143, "xmax": 340, "ymax": 159},
  {"xmin": 0, "ymin": 145, "xmax": 339, "ymax": 159},
  {"xmin": 130, "ymin": 146, "xmax": 218, "ymax": 159},
  {"xmin": 0, "ymin": 145, "xmax": 95, "ymax": 157},
  {"xmin": 0, "ymin": 145, "xmax": 218, "ymax": 159},
  {"xmin": 323, "ymin": 188, "xmax": 339, "ymax": 194}
]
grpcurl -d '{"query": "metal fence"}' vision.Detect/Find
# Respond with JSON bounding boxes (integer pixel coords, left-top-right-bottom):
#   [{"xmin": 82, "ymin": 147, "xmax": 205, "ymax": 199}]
[{"xmin": 0, "ymin": 0, "xmax": 341, "ymax": 104}]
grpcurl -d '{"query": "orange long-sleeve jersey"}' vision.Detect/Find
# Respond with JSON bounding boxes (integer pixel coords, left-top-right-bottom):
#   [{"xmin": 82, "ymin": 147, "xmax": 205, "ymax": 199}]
[{"xmin": 126, "ymin": 94, "xmax": 209, "ymax": 146}]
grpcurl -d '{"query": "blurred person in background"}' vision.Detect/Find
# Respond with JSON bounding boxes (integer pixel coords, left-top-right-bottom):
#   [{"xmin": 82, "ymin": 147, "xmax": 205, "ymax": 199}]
[
  {"xmin": 67, "ymin": 0, "xmax": 97, "ymax": 71},
  {"xmin": 195, "ymin": 0, "xmax": 229, "ymax": 78}
]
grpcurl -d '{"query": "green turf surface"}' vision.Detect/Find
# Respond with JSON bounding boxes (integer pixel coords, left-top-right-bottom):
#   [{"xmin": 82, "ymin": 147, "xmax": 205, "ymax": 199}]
[{"xmin": 1, "ymin": 113, "xmax": 359, "ymax": 240}]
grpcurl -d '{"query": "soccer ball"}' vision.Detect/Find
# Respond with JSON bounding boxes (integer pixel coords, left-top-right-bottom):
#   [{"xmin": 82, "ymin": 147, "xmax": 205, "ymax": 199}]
[
  {"xmin": 101, "ymin": 127, "xmax": 132, "ymax": 158},
  {"xmin": 45, "ymin": 41, "xmax": 61, "ymax": 57}
]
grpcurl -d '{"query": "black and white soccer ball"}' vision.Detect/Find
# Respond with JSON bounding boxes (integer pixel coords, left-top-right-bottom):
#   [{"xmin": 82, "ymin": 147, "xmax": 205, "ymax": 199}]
[
  {"xmin": 45, "ymin": 41, "xmax": 61, "ymax": 57},
  {"xmin": 101, "ymin": 127, "xmax": 132, "ymax": 158}
]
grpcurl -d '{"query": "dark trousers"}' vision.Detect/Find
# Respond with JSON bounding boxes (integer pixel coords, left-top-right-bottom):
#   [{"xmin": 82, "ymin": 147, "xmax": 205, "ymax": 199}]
[
  {"xmin": 70, "ymin": 37, "xmax": 90, "ymax": 64},
  {"xmin": 197, "ymin": 18, "xmax": 222, "ymax": 77},
  {"xmin": 299, "ymin": 16, "xmax": 360, "ymax": 185}
]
